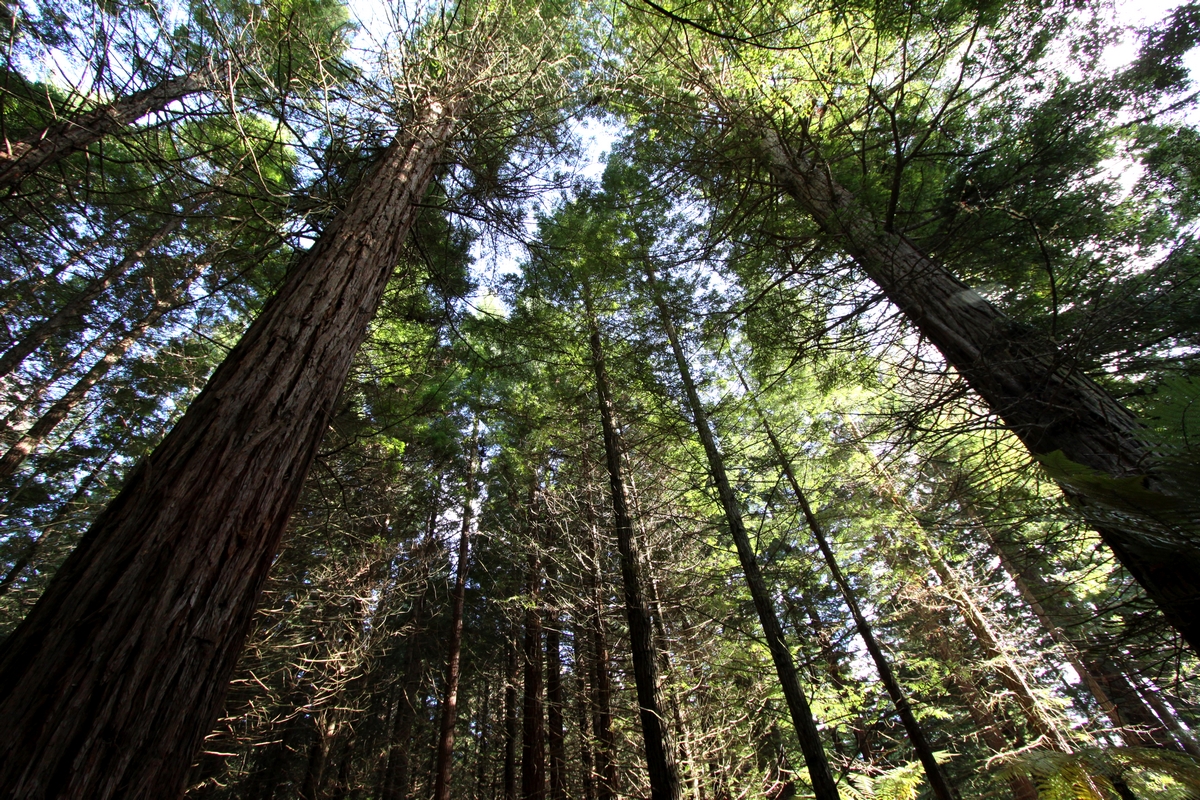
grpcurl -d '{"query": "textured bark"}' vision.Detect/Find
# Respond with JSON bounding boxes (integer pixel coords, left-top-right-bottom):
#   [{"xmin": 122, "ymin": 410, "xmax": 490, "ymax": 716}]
[
  {"xmin": 739, "ymin": 375, "xmax": 956, "ymax": 800},
  {"xmin": 0, "ymin": 72, "xmax": 207, "ymax": 191},
  {"xmin": 0, "ymin": 261, "xmax": 204, "ymax": 481},
  {"xmin": 432, "ymin": 427, "xmax": 480, "ymax": 800},
  {"xmin": 0, "ymin": 98, "xmax": 461, "ymax": 800},
  {"xmin": 763, "ymin": 134, "xmax": 1200, "ymax": 651},
  {"xmin": 583, "ymin": 283, "xmax": 681, "ymax": 800},
  {"xmin": 645, "ymin": 274, "xmax": 838, "ymax": 800},
  {"xmin": 0, "ymin": 197, "xmax": 204, "ymax": 381}
]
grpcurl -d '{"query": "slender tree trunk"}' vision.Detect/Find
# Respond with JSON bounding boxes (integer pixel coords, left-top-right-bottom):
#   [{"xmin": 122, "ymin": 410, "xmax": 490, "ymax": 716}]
[
  {"xmin": 582, "ymin": 487, "xmax": 617, "ymax": 800},
  {"xmin": 1136, "ymin": 679, "xmax": 1200, "ymax": 757},
  {"xmin": 928, "ymin": 548, "xmax": 1075, "ymax": 752},
  {"xmin": 0, "ymin": 97, "xmax": 462, "ymax": 800},
  {"xmin": 734, "ymin": 365, "xmax": 956, "ymax": 800},
  {"xmin": 0, "ymin": 72, "xmax": 207, "ymax": 191},
  {"xmin": 521, "ymin": 490, "xmax": 546, "ymax": 800},
  {"xmin": 643, "ymin": 272, "xmax": 838, "ymax": 800},
  {"xmin": 583, "ymin": 282, "xmax": 682, "ymax": 800},
  {"xmin": 762, "ymin": 134, "xmax": 1200, "ymax": 651},
  {"xmin": 300, "ymin": 717, "xmax": 336, "ymax": 800},
  {"xmin": 473, "ymin": 676, "xmax": 492, "ymax": 800},
  {"xmin": 382, "ymin": 594, "xmax": 430, "ymax": 800},
  {"xmin": 545, "ymin": 611, "xmax": 566, "ymax": 800},
  {"xmin": 0, "ymin": 261, "xmax": 204, "ymax": 481},
  {"xmin": 0, "ymin": 447, "xmax": 115, "ymax": 597},
  {"xmin": 983, "ymin": 524, "xmax": 1184, "ymax": 751},
  {"xmin": 0, "ymin": 190, "xmax": 210, "ymax": 381},
  {"xmin": 432, "ymin": 424, "xmax": 480, "ymax": 800},
  {"xmin": 572, "ymin": 622, "xmax": 597, "ymax": 800},
  {"xmin": 504, "ymin": 618, "xmax": 520, "ymax": 800}
]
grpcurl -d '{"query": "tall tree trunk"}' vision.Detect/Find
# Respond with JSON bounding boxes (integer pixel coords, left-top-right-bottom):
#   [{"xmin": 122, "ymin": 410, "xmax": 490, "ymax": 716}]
[
  {"xmin": 982, "ymin": 520, "xmax": 1186, "ymax": 751},
  {"xmin": 734, "ymin": 365, "xmax": 957, "ymax": 800},
  {"xmin": 0, "ymin": 97, "xmax": 462, "ymax": 800},
  {"xmin": 1137, "ymin": 682, "xmax": 1200, "ymax": 757},
  {"xmin": 927, "ymin": 546, "xmax": 1075, "ymax": 752},
  {"xmin": 583, "ymin": 282, "xmax": 682, "ymax": 800},
  {"xmin": 0, "ymin": 260, "xmax": 205, "ymax": 481},
  {"xmin": 300, "ymin": 717, "xmax": 336, "ymax": 800},
  {"xmin": 582, "ymin": 486, "xmax": 617, "ymax": 800},
  {"xmin": 572, "ymin": 621, "xmax": 597, "ymax": 800},
  {"xmin": 545, "ymin": 611, "xmax": 566, "ymax": 800},
  {"xmin": 0, "ymin": 72, "xmax": 207, "ymax": 191},
  {"xmin": 473, "ymin": 676, "xmax": 492, "ymax": 800},
  {"xmin": 432, "ymin": 424, "xmax": 480, "ymax": 800},
  {"xmin": 643, "ymin": 272, "xmax": 838, "ymax": 800},
  {"xmin": 382, "ymin": 591, "xmax": 431, "ymax": 800},
  {"xmin": 504, "ymin": 618, "xmax": 520, "ymax": 800},
  {"xmin": 521, "ymin": 490, "xmax": 546, "ymax": 800},
  {"xmin": 761, "ymin": 134, "xmax": 1200, "ymax": 651}
]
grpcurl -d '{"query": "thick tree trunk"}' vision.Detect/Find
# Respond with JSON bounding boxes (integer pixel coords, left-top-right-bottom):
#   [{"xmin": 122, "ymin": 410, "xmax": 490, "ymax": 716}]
[
  {"xmin": 0, "ymin": 98, "xmax": 461, "ymax": 800},
  {"xmin": 762, "ymin": 134, "xmax": 1200, "ymax": 651},
  {"xmin": 583, "ymin": 283, "xmax": 682, "ymax": 800},
  {"xmin": 521, "ymin": 497, "xmax": 547, "ymax": 800},
  {"xmin": 736, "ymin": 369, "xmax": 957, "ymax": 800},
  {"xmin": 644, "ymin": 273, "xmax": 838, "ymax": 800},
  {"xmin": 432, "ymin": 426, "xmax": 480, "ymax": 800},
  {"xmin": 0, "ymin": 72, "xmax": 207, "ymax": 191},
  {"xmin": 0, "ymin": 261, "xmax": 204, "ymax": 481}
]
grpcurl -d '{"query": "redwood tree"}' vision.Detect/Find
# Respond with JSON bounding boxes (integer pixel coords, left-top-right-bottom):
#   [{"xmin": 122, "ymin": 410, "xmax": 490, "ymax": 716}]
[{"xmin": 0, "ymin": 95, "xmax": 463, "ymax": 799}]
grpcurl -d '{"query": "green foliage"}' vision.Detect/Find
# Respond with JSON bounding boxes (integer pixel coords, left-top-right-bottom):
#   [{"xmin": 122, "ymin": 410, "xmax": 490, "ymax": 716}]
[{"xmin": 1001, "ymin": 747, "xmax": 1200, "ymax": 800}]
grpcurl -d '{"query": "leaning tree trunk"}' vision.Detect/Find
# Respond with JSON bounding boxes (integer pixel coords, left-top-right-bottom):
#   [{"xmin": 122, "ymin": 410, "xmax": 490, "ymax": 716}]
[
  {"xmin": 644, "ymin": 272, "xmax": 839, "ymax": 800},
  {"xmin": 583, "ymin": 283, "xmax": 682, "ymax": 800},
  {"xmin": 0, "ymin": 193, "xmax": 206, "ymax": 381},
  {"xmin": 735, "ymin": 364, "xmax": 957, "ymax": 800},
  {"xmin": 432, "ymin": 425, "xmax": 480, "ymax": 800},
  {"xmin": 761, "ymin": 133, "xmax": 1200, "ymax": 652},
  {"xmin": 979, "ymin": 513, "xmax": 1189, "ymax": 751},
  {"xmin": 0, "ymin": 97, "xmax": 462, "ymax": 800},
  {"xmin": 0, "ymin": 260, "xmax": 204, "ymax": 481},
  {"xmin": 0, "ymin": 72, "xmax": 208, "ymax": 191}
]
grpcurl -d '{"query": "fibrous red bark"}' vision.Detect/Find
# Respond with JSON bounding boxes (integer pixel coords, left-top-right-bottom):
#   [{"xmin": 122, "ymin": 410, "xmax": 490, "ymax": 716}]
[{"xmin": 0, "ymin": 97, "xmax": 460, "ymax": 800}]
